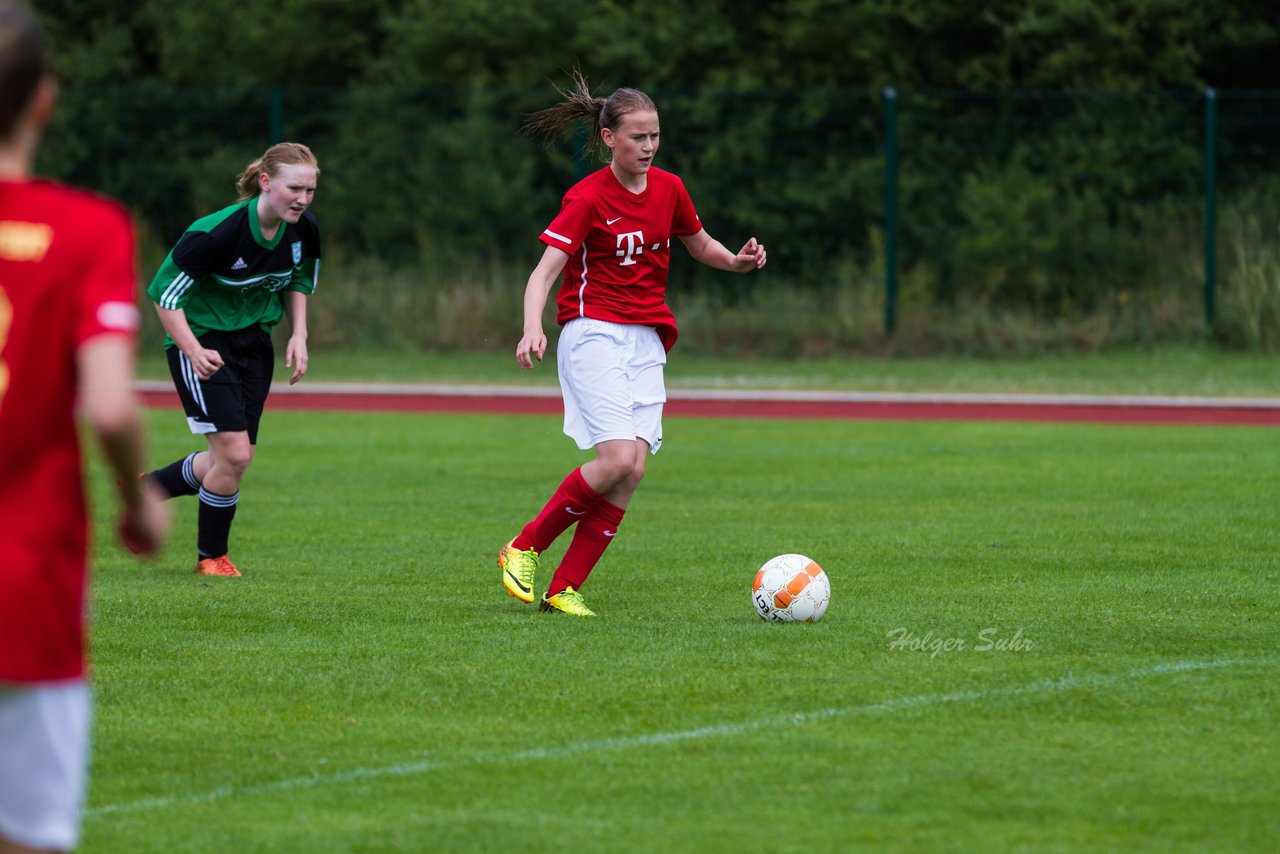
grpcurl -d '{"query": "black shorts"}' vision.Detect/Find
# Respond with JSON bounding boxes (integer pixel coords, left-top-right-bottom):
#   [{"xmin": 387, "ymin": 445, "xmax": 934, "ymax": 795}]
[{"xmin": 167, "ymin": 327, "xmax": 274, "ymax": 444}]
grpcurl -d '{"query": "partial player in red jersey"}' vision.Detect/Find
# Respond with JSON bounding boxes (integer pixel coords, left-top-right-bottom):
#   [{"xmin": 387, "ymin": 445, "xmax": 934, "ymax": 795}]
[
  {"xmin": 498, "ymin": 72, "xmax": 767, "ymax": 616},
  {"xmin": 0, "ymin": 2, "xmax": 168, "ymax": 851}
]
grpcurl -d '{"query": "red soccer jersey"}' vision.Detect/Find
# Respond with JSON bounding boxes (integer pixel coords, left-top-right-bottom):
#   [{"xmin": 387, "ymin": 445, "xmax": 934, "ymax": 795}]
[
  {"xmin": 540, "ymin": 165, "xmax": 701, "ymax": 352},
  {"xmin": 0, "ymin": 178, "xmax": 139, "ymax": 684}
]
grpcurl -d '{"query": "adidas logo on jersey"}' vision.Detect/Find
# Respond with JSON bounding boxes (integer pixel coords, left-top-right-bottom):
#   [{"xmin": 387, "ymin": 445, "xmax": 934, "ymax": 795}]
[{"xmin": 231, "ymin": 257, "xmax": 248, "ymax": 270}]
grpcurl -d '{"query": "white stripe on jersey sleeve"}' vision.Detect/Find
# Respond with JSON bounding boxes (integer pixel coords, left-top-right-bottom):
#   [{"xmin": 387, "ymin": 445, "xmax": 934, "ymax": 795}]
[
  {"xmin": 544, "ymin": 229, "xmax": 572, "ymax": 245},
  {"xmin": 160, "ymin": 272, "xmax": 195, "ymax": 310}
]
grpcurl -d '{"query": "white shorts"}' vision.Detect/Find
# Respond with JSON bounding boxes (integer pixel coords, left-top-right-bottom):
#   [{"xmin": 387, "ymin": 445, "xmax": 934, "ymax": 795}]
[
  {"xmin": 557, "ymin": 317, "xmax": 666, "ymax": 454},
  {"xmin": 0, "ymin": 681, "xmax": 90, "ymax": 852}
]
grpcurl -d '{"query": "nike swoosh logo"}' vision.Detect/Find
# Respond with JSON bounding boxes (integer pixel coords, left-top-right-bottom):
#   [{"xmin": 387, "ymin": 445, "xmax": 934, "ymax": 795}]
[
  {"xmin": 606, "ymin": 216, "xmax": 622, "ymax": 225},
  {"xmin": 603, "ymin": 530, "xmax": 617, "ymax": 537},
  {"xmin": 504, "ymin": 569, "xmax": 531, "ymax": 594},
  {"xmin": 565, "ymin": 507, "xmax": 587, "ymax": 516}
]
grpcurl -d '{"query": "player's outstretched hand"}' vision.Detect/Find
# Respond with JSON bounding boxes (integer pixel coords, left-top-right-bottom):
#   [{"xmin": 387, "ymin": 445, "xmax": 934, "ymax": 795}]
[
  {"xmin": 119, "ymin": 483, "xmax": 170, "ymax": 556},
  {"xmin": 734, "ymin": 238, "xmax": 767, "ymax": 271}
]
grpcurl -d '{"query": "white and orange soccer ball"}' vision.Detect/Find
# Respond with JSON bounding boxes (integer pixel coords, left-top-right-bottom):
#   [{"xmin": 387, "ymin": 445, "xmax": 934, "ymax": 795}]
[{"xmin": 752, "ymin": 554, "xmax": 831, "ymax": 622}]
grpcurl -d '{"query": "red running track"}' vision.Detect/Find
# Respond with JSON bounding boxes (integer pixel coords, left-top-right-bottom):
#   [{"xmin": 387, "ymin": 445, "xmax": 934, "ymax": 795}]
[{"xmin": 135, "ymin": 383, "xmax": 1280, "ymax": 427}]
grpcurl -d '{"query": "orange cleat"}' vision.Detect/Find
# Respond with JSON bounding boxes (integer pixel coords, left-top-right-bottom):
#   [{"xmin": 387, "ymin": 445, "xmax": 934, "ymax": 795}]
[{"xmin": 194, "ymin": 555, "xmax": 241, "ymax": 577}]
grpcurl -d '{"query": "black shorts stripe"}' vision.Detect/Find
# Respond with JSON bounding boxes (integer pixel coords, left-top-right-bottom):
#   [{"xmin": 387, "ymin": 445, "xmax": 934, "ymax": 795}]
[{"xmin": 179, "ymin": 352, "xmax": 208, "ymax": 415}]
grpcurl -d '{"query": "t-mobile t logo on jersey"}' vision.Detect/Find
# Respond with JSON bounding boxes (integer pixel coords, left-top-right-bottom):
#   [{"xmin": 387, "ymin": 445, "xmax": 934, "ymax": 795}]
[{"xmin": 615, "ymin": 231, "xmax": 645, "ymax": 266}]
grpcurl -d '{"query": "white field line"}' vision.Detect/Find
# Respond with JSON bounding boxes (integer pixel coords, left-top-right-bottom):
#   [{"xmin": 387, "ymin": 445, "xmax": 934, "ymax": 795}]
[
  {"xmin": 87, "ymin": 657, "xmax": 1260, "ymax": 817},
  {"xmin": 132, "ymin": 380, "xmax": 1280, "ymax": 409}
]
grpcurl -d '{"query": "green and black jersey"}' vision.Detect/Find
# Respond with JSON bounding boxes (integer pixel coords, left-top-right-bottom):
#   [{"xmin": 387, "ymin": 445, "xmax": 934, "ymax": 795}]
[{"xmin": 147, "ymin": 198, "xmax": 321, "ymax": 346}]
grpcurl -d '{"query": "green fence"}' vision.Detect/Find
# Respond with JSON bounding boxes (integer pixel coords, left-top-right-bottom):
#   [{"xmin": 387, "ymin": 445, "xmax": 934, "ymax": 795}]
[{"xmin": 37, "ymin": 86, "xmax": 1280, "ymax": 355}]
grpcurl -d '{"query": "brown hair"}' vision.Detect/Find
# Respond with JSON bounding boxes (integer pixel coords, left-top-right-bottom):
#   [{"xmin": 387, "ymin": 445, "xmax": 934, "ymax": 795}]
[
  {"xmin": 0, "ymin": 0, "xmax": 46, "ymax": 139},
  {"xmin": 524, "ymin": 69, "xmax": 657, "ymax": 162},
  {"xmin": 234, "ymin": 142, "xmax": 320, "ymax": 201}
]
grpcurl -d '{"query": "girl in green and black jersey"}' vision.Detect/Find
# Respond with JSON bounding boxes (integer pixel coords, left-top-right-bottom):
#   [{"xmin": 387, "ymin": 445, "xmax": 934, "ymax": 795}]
[{"xmin": 144, "ymin": 142, "xmax": 321, "ymax": 577}]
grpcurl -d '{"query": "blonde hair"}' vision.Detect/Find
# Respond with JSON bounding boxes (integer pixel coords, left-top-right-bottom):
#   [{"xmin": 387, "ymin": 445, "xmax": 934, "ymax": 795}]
[
  {"xmin": 524, "ymin": 70, "xmax": 657, "ymax": 162},
  {"xmin": 235, "ymin": 142, "xmax": 319, "ymax": 201}
]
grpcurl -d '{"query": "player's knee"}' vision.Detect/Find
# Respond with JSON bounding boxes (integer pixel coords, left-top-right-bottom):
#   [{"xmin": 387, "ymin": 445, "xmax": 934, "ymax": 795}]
[
  {"xmin": 594, "ymin": 442, "xmax": 638, "ymax": 484},
  {"xmin": 598, "ymin": 459, "xmax": 634, "ymax": 490},
  {"xmin": 599, "ymin": 455, "xmax": 644, "ymax": 498},
  {"xmin": 215, "ymin": 443, "xmax": 254, "ymax": 477}
]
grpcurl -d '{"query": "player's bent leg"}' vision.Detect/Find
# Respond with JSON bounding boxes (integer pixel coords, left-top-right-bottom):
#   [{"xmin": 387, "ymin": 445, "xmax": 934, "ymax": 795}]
[
  {"xmin": 145, "ymin": 451, "xmax": 201, "ymax": 499},
  {"xmin": 194, "ymin": 431, "xmax": 251, "ymax": 575}
]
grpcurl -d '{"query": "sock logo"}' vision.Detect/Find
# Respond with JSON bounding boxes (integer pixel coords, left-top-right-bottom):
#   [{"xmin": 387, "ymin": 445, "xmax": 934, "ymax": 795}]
[
  {"xmin": 564, "ymin": 506, "xmax": 587, "ymax": 515},
  {"xmin": 603, "ymin": 530, "xmax": 617, "ymax": 537}
]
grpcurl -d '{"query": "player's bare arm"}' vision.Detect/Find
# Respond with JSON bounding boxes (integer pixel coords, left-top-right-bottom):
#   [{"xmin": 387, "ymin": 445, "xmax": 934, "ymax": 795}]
[
  {"xmin": 679, "ymin": 229, "xmax": 767, "ymax": 272},
  {"xmin": 77, "ymin": 335, "xmax": 169, "ymax": 554},
  {"xmin": 516, "ymin": 245, "xmax": 570, "ymax": 369},
  {"xmin": 283, "ymin": 290, "xmax": 309, "ymax": 384},
  {"xmin": 153, "ymin": 305, "xmax": 223, "ymax": 379}
]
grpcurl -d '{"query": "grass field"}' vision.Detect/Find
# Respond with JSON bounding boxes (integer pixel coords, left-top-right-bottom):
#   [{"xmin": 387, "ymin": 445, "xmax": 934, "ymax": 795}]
[
  {"xmin": 134, "ymin": 344, "xmax": 1280, "ymax": 397},
  {"xmin": 83, "ymin": 407, "xmax": 1279, "ymax": 852}
]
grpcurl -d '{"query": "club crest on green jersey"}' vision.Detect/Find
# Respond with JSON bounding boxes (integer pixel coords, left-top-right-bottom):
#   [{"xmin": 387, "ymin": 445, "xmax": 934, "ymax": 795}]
[{"xmin": 292, "ymin": 241, "xmax": 302, "ymax": 265}]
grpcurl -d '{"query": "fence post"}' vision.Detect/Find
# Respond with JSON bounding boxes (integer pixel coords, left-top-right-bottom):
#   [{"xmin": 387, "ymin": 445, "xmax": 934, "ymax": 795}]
[
  {"xmin": 883, "ymin": 87, "xmax": 899, "ymax": 336},
  {"xmin": 1203, "ymin": 87, "xmax": 1217, "ymax": 328},
  {"xmin": 269, "ymin": 85, "xmax": 285, "ymax": 145}
]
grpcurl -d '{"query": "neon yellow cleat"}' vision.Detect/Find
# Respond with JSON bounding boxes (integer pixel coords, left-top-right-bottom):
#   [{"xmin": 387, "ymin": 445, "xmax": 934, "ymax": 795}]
[
  {"xmin": 538, "ymin": 586, "xmax": 596, "ymax": 617},
  {"xmin": 498, "ymin": 539, "xmax": 539, "ymax": 603}
]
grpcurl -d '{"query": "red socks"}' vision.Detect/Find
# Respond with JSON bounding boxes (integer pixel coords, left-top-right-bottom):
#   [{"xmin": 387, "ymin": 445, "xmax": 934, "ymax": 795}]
[
  {"xmin": 512, "ymin": 468, "xmax": 603, "ymax": 553},
  {"xmin": 546, "ymin": 500, "xmax": 625, "ymax": 597},
  {"xmin": 514, "ymin": 467, "xmax": 627, "ymax": 598}
]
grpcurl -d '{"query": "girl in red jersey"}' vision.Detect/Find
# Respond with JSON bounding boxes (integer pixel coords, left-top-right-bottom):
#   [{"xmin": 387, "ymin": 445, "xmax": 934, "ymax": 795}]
[
  {"xmin": 0, "ymin": 3, "xmax": 168, "ymax": 851},
  {"xmin": 498, "ymin": 72, "xmax": 766, "ymax": 616}
]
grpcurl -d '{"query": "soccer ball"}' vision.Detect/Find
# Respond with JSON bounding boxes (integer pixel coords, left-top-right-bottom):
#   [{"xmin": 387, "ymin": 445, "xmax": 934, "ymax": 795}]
[{"xmin": 752, "ymin": 554, "xmax": 831, "ymax": 622}]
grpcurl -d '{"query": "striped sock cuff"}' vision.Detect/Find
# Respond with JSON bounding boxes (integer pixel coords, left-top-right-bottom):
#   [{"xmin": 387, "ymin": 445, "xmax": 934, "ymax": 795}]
[
  {"xmin": 198, "ymin": 487, "xmax": 239, "ymax": 508},
  {"xmin": 181, "ymin": 453, "xmax": 201, "ymax": 491}
]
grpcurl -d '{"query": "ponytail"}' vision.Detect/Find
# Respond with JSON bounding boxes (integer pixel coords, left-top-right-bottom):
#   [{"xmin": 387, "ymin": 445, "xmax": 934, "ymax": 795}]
[{"xmin": 524, "ymin": 70, "xmax": 657, "ymax": 163}]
